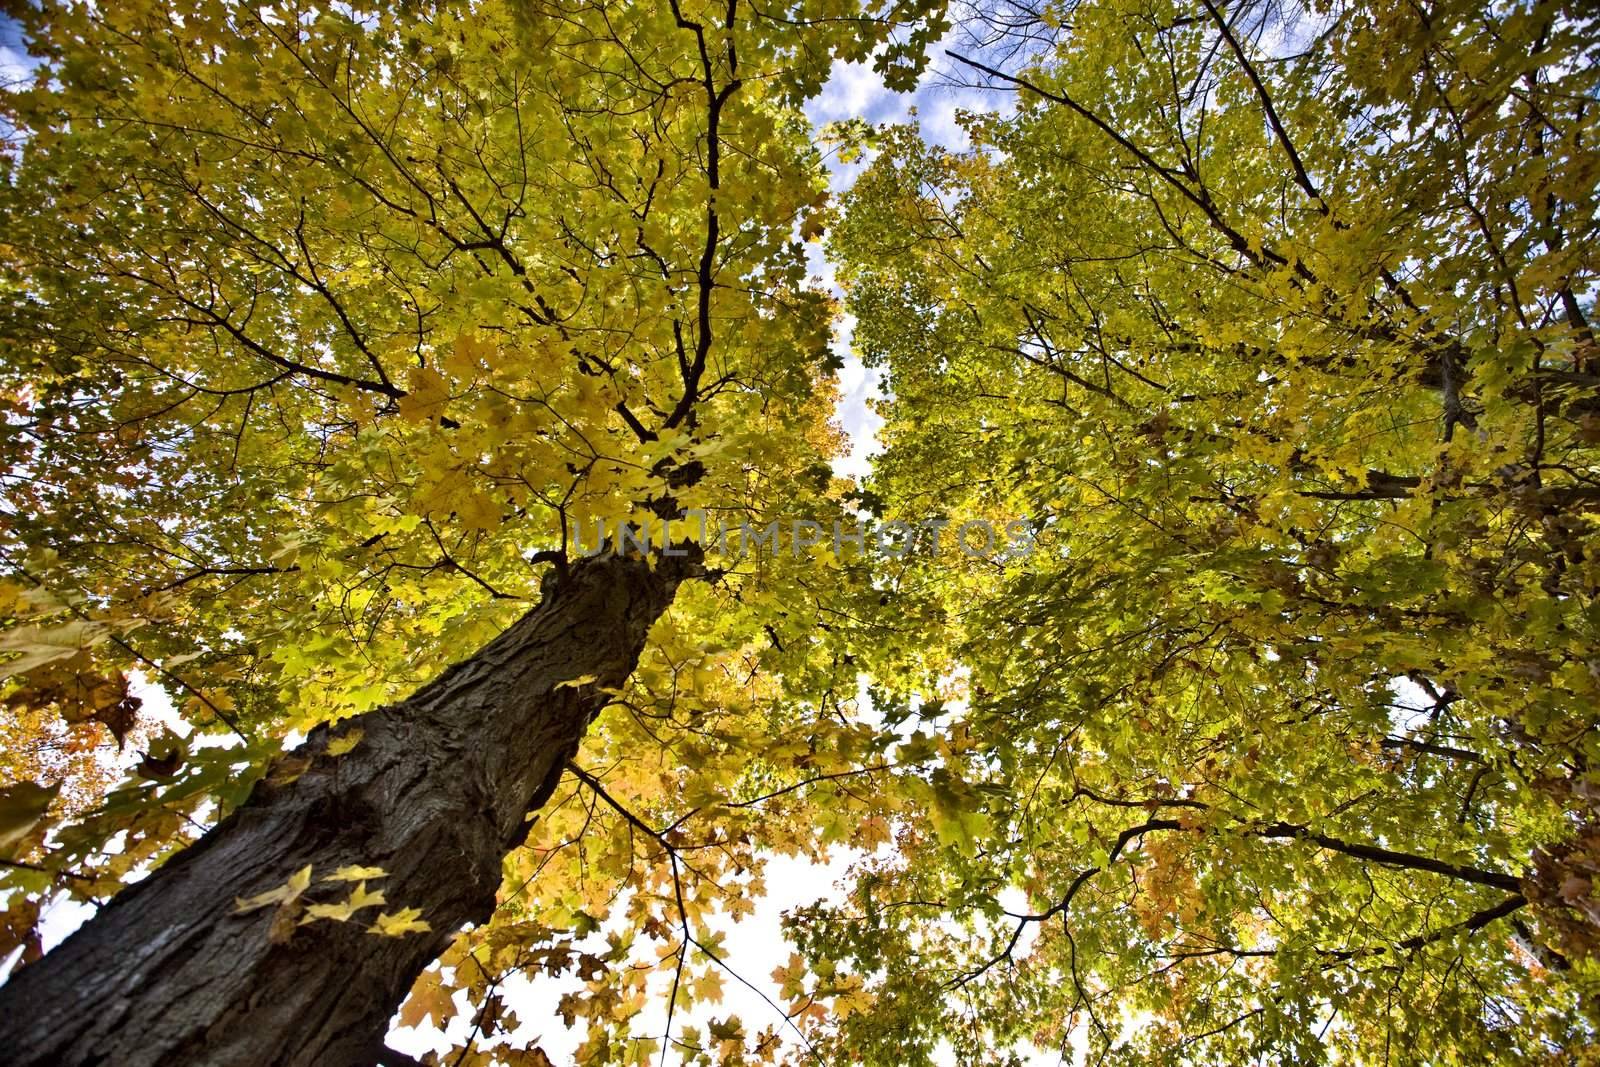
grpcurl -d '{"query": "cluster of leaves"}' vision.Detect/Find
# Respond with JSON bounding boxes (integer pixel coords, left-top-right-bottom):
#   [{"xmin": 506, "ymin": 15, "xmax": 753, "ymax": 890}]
[
  {"xmin": 0, "ymin": 0, "xmax": 1075, "ymax": 1062},
  {"xmin": 0, "ymin": 0, "xmax": 950, "ymax": 1060},
  {"xmin": 232, "ymin": 863, "xmax": 425, "ymax": 943},
  {"xmin": 814, "ymin": 0, "xmax": 1600, "ymax": 1061},
  {"xmin": 1, "ymin": 0, "xmax": 1597, "ymax": 1064}
]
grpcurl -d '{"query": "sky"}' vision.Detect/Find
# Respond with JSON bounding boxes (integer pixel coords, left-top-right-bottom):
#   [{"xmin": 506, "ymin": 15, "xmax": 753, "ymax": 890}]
[
  {"xmin": 811, "ymin": 38, "xmax": 999, "ymax": 481},
  {"xmin": 0, "ymin": 14, "xmax": 33, "ymax": 117},
  {"xmin": 0, "ymin": 14, "xmax": 1029, "ymax": 1065}
]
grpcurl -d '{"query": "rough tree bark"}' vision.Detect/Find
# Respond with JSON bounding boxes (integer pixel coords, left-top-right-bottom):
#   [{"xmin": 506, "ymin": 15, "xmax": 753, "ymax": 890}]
[{"xmin": 0, "ymin": 549, "xmax": 699, "ymax": 1067}]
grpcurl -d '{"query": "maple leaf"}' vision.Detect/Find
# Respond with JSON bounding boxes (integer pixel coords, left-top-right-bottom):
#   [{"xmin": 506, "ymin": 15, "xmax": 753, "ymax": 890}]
[
  {"xmin": 300, "ymin": 882, "xmax": 387, "ymax": 925},
  {"xmin": 325, "ymin": 728, "xmax": 364, "ymax": 757},
  {"xmin": 233, "ymin": 866, "xmax": 314, "ymax": 915},
  {"xmin": 691, "ymin": 967, "xmax": 725, "ymax": 1005},
  {"xmin": 368, "ymin": 908, "xmax": 431, "ymax": 937},
  {"xmin": 397, "ymin": 368, "xmax": 451, "ymax": 424},
  {"xmin": 399, "ymin": 970, "xmax": 457, "ymax": 1029},
  {"xmin": 0, "ymin": 621, "xmax": 108, "ymax": 679},
  {"xmin": 554, "ymin": 674, "xmax": 599, "ymax": 690},
  {"xmin": 136, "ymin": 731, "xmax": 186, "ymax": 781},
  {"xmin": 0, "ymin": 781, "xmax": 60, "ymax": 858}
]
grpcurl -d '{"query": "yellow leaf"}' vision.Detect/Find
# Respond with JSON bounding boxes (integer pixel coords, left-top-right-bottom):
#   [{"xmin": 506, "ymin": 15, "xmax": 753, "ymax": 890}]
[
  {"xmin": 446, "ymin": 331, "xmax": 493, "ymax": 375},
  {"xmin": 233, "ymin": 865, "xmax": 314, "ymax": 914},
  {"xmin": 326, "ymin": 727, "xmax": 364, "ymax": 757},
  {"xmin": 555, "ymin": 673, "xmax": 598, "ymax": 690},
  {"xmin": 0, "ymin": 621, "xmax": 108, "ymax": 679},
  {"xmin": 368, "ymin": 907, "xmax": 431, "ymax": 937},
  {"xmin": 400, "ymin": 970, "xmax": 458, "ymax": 1029},
  {"xmin": 398, "ymin": 368, "xmax": 451, "ymax": 424},
  {"xmin": 324, "ymin": 864, "xmax": 387, "ymax": 883},
  {"xmin": 830, "ymin": 973, "xmax": 871, "ymax": 1019},
  {"xmin": 456, "ymin": 490, "xmax": 502, "ymax": 531},
  {"xmin": 0, "ymin": 780, "xmax": 61, "ymax": 857},
  {"xmin": 693, "ymin": 968, "xmax": 726, "ymax": 1005},
  {"xmin": 262, "ymin": 753, "xmax": 313, "ymax": 787},
  {"xmin": 300, "ymin": 881, "xmax": 387, "ymax": 925}
]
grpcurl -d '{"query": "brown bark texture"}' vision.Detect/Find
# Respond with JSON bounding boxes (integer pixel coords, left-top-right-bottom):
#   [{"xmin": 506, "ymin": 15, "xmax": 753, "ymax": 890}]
[{"xmin": 0, "ymin": 549, "xmax": 698, "ymax": 1067}]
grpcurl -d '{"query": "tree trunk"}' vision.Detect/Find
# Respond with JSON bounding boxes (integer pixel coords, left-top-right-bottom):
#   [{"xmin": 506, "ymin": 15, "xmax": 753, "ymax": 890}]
[{"xmin": 0, "ymin": 549, "xmax": 698, "ymax": 1067}]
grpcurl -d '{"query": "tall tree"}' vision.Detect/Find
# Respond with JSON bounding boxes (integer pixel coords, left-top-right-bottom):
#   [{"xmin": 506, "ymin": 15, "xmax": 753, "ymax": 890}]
[
  {"xmin": 0, "ymin": 0, "xmax": 946, "ymax": 1063},
  {"xmin": 818, "ymin": 0, "xmax": 1599, "ymax": 1060},
  {"xmin": 5, "ymin": 0, "xmax": 1599, "ymax": 1064}
]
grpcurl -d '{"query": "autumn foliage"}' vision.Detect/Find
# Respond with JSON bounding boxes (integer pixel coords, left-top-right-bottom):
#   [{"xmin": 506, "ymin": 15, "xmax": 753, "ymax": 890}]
[{"xmin": 2, "ymin": 0, "xmax": 1599, "ymax": 1063}]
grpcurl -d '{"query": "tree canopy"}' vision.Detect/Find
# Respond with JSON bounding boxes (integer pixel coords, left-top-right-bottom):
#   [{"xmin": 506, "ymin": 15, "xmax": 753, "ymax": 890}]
[{"xmin": 2, "ymin": 0, "xmax": 1598, "ymax": 1063}]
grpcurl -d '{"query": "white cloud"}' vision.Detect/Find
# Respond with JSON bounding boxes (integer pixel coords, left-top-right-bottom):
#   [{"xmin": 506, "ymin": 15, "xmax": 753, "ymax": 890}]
[
  {"xmin": 806, "ymin": 58, "xmax": 895, "ymax": 125},
  {"xmin": 0, "ymin": 11, "xmax": 38, "ymax": 88}
]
